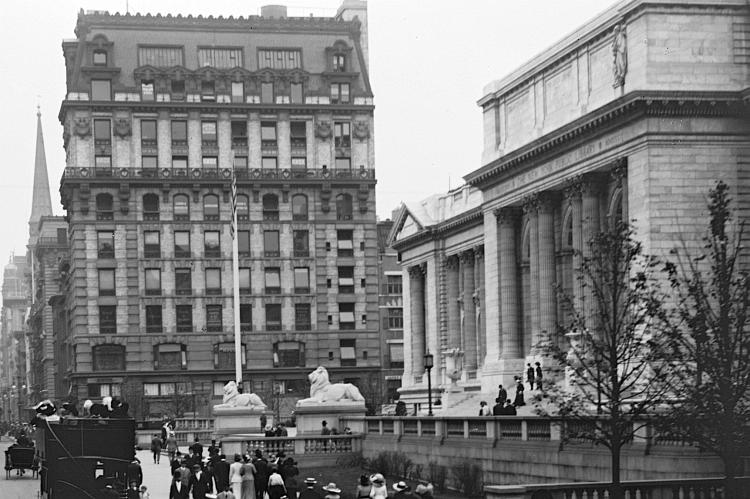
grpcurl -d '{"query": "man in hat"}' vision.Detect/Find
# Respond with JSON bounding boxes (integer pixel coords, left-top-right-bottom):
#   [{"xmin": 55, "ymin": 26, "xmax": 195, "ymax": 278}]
[
  {"xmin": 190, "ymin": 463, "xmax": 213, "ymax": 499},
  {"xmin": 299, "ymin": 477, "xmax": 322, "ymax": 499},
  {"xmin": 392, "ymin": 481, "xmax": 418, "ymax": 499},
  {"xmin": 170, "ymin": 470, "xmax": 189, "ymax": 499},
  {"xmin": 321, "ymin": 482, "xmax": 341, "ymax": 499},
  {"xmin": 213, "ymin": 454, "xmax": 230, "ymax": 494},
  {"xmin": 127, "ymin": 458, "xmax": 143, "ymax": 487},
  {"xmin": 253, "ymin": 450, "xmax": 269, "ymax": 499}
]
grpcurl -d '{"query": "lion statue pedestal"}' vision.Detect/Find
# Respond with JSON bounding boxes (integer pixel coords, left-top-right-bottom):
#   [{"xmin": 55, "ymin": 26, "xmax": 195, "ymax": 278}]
[
  {"xmin": 294, "ymin": 366, "xmax": 367, "ymax": 435},
  {"xmin": 212, "ymin": 381, "xmax": 273, "ymax": 455}
]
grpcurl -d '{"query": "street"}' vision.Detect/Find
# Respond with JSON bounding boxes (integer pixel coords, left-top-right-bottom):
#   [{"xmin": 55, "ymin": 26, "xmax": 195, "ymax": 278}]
[{"xmin": 0, "ymin": 437, "xmax": 182, "ymax": 499}]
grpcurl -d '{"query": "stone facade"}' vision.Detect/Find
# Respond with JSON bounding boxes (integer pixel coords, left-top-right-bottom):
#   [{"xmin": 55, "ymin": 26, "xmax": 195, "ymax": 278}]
[
  {"xmin": 390, "ymin": 0, "xmax": 750, "ymax": 413},
  {"xmin": 58, "ymin": 2, "xmax": 381, "ymax": 417},
  {"xmin": 1, "ymin": 255, "xmax": 30, "ymax": 421}
]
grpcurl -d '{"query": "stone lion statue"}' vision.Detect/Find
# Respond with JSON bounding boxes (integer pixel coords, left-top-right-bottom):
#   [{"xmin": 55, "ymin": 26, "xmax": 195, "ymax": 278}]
[
  {"xmin": 213, "ymin": 381, "xmax": 267, "ymax": 409},
  {"xmin": 297, "ymin": 366, "xmax": 365, "ymax": 405}
]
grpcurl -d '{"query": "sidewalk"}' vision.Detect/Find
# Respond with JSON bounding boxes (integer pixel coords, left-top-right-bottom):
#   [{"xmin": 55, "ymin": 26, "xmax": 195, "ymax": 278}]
[{"xmin": 136, "ymin": 446, "xmax": 189, "ymax": 499}]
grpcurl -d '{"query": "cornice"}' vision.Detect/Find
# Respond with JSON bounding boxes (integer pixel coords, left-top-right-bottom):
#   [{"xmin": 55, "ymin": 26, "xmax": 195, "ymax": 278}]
[
  {"xmin": 390, "ymin": 206, "xmax": 484, "ymax": 252},
  {"xmin": 465, "ymin": 90, "xmax": 747, "ymax": 189},
  {"xmin": 58, "ymin": 100, "xmax": 375, "ymax": 123},
  {"xmin": 76, "ymin": 11, "xmax": 361, "ymax": 37}
]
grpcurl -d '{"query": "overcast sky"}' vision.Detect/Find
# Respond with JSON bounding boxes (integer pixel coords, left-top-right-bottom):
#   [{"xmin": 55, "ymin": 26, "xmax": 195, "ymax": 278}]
[{"xmin": 0, "ymin": 0, "xmax": 616, "ymax": 283}]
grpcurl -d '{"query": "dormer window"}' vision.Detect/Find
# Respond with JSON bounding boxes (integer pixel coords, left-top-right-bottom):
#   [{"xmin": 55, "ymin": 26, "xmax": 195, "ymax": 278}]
[
  {"xmin": 333, "ymin": 54, "xmax": 345, "ymax": 72},
  {"xmin": 331, "ymin": 83, "xmax": 350, "ymax": 104},
  {"xmin": 141, "ymin": 80, "xmax": 155, "ymax": 101},
  {"xmin": 93, "ymin": 50, "xmax": 107, "ymax": 66}
]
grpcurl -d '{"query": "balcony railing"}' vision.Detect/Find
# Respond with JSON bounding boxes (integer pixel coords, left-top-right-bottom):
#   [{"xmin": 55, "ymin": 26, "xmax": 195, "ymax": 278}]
[
  {"xmin": 64, "ymin": 166, "xmax": 376, "ymax": 182},
  {"xmin": 237, "ymin": 435, "xmax": 362, "ymax": 457}
]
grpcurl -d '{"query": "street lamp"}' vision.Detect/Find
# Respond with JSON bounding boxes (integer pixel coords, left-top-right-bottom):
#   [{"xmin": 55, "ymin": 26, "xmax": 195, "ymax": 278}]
[{"xmin": 424, "ymin": 351, "xmax": 434, "ymax": 416}]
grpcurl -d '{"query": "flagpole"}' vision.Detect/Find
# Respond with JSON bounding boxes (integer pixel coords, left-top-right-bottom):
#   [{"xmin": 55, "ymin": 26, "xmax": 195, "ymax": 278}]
[{"xmin": 231, "ymin": 167, "xmax": 242, "ymax": 389}]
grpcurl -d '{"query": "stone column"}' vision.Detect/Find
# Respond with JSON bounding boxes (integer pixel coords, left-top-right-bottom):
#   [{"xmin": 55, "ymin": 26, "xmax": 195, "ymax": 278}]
[
  {"xmin": 408, "ymin": 265, "xmax": 426, "ymax": 378},
  {"xmin": 524, "ymin": 196, "xmax": 540, "ymax": 356},
  {"xmin": 537, "ymin": 192, "xmax": 558, "ymax": 351},
  {"xmin": 564, "ymin": 179, "xmax": 584, "ymax": 312},
  {"xmin": 497, "ymin": 207, "xmax": 522, "ymax": 358},
  {"xmin": 581, "ymin": 174, "xmax": 604, "ymax": 329},
  {"xmin": 460, "ymin": 250, "xmax": 477, "ymax": 373},
  {"xmin": 474, "ymin": 247, "xmax": 486, "ymax": 369},
  {"xmin": 445, "ymin": 255, "xmax": 460, "ymax": 350}
]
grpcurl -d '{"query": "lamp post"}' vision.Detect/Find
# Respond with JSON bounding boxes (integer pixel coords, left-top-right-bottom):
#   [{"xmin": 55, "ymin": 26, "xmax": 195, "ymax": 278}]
[{"xmin": 424, "ymin": 351, "xmax": 434, "ymax": 416}]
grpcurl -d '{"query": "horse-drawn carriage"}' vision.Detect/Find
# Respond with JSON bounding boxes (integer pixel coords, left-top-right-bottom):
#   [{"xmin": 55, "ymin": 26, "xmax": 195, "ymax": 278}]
[
  {"xmin": 4, "ymin": 444, "xmax": 39, "ymax": 478},
  {"xmin": 35, "ymin": 417, "xmax": 135, "ymax": 498}
]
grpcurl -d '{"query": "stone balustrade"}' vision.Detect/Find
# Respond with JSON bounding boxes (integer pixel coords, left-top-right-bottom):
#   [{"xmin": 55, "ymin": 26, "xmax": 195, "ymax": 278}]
[
  {"xmin": 236, "ymin": 434, "xmax": 362, "ymax": 457},
  {"xmin": 63, "ymin": 166, "xmax": 375, "ymax": 182},
  {"xmin": 484, "ymin": 477, "xmax": 750, "ymax": 499}
]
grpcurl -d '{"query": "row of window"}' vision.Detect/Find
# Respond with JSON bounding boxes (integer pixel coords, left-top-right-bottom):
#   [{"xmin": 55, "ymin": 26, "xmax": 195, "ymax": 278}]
[
  {"xmin": 97, "ymin": 302, "xmax": 365, "ymax": 334},
  {"xmin": 90, "ymin": 79, "xmax": 353, "ymax": 105},
  {"xmin": 97, "ymin": 229, "xmax": 360, "ymax": 260},
  {"xmin": 97, "ymin": 46, "xmax": 349, "ymax": 73},
  {"xmin": 88, "ymin": 337, "xmax": 362, "ymax": 376},
  {"xmin": 97, "ymin": 265, "xmax": 364, "ymax": 296},
  {"xmin": 93, "ymin": 192, "xmax": 357, "ymax": 221}
]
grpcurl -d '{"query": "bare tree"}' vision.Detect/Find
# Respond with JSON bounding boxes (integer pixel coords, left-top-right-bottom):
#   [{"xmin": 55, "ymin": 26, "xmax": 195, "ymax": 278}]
[
  {"xmin": 120, "ymin": 377, "xmax": 146, "ymax": 420},
  {"xmin": 536, "ymin": 222, "xmax": 670, "ymax": 499},
  {"xmin": 658, "ymin": 181, "xmax": 750, "ymax": 495}
]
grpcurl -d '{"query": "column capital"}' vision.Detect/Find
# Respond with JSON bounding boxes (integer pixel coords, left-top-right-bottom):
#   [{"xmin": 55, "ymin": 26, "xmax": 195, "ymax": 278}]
[
  {"xmin": 522, "ymin": 194, "xmax": 539, "ymax": 215},
  {"xmin": 459, "ymin": 249, "xmax": 475, "ymax": 265},
  {"xmin": 581, "ymin": 172, "xmax": 608, "ymax": 196},
  {"xmin": 474, "ymin": 245, "xmax": 484, "ymax": 261},
  {"xmin": 408, "ymin": 264, "xmax": 425, "ymax": 279},
  {"xmin": 494, "ymin": 206, "xmax": 522, "ymax": 225},
  {"xmin": 610, "ymin": 157, "xmax": 628, "ymax": 187},
  {"xmin": 444, "ymin": 254, "xmax": 459, "ymax": 270},
  {"xmin": 563, "ymin": 176, "xmax": 583, "ymax": 201},
  {"xmin": 537, "ymin": 191, "xmax": 559, "ymax": 213}
]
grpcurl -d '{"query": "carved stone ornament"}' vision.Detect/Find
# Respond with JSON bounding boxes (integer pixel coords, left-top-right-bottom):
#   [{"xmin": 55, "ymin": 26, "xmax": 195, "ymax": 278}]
[
  {"xmin": 113, "ymin": 118, "xmax": 132, "ymax": 138},
  {"xmin": 352, "ymin": 120, "xmax": 370, "ymax": 141},
  {"xmin": 612, "ymin": 24, "xmax": 627, "ymax": 88},
  {"xmin": 314, "ymin": 121, "xmax": 332, "ymax": 140},
  {"xmin": 74, "ymin": 117, "xmax": 91, "ymax": 138}
]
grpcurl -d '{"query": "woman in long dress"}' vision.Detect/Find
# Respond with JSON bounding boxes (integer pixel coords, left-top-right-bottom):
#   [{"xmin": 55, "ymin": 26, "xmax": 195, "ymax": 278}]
[
  {"xmin": 513, "ymin": 378, "xmax": 525, "ymax": 407},
  {"xmin": 229, "ymin": 454, "xmax": 244, "ymax": 499},
  {"xmin": 241, "ymin": 454, "xmax": 257, "ymax": 499}
]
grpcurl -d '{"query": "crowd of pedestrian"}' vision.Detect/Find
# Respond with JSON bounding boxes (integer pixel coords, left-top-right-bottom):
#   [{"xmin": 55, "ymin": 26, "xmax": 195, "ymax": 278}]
[{"xmin": 476, "ymin": 362, "xmax": 544, "ymax": 417}]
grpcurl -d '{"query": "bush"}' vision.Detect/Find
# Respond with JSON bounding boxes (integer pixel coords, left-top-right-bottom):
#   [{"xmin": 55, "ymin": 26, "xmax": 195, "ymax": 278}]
[
  {"xmin": 450, "ymin": 460, "xmax": 483, "ymax": 498},
  {"xmin": 427, "ymin": 461, "xmax": 448, "ymax": 492},
  {"xmin": 365, "ymin": 451, "xmax": 413, "ymax": 479},
  {"xmin": 336, "ymin": 451, "xmax": 368, "ymax": 468}
]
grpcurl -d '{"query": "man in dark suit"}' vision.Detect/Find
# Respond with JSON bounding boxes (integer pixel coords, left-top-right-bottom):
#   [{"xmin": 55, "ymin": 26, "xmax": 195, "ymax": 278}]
[
  {"xmin": 169, "ymin": 470, "xmax": 189, "ymax": 499},
  {"xmin": 212, "ymin": 454, "xmax": 230, "ymax": 493},
  {"xmin": 497, "ymin": 384, "xmax": 507, "ymax": 406},
  {"xmin": 501, "ymin": 400, "xmax": 517, "ymax": 415},
  {"xmin": 189, "ymin": 463, "xmax": 213, "ymax": 499},
  {"xmin": 189, "ymin": 437, "xmax": 203, "ymax": 459},
  {"xmin": 126, "ymin": 458, "xmax": 143, "ymax": 487},
  {"xmin": 492, "ymin": 398, "xmax": 504, "ymax": 416}
]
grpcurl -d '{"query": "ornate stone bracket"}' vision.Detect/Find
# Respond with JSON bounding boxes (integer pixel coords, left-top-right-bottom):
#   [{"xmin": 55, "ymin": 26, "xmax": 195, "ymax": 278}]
[
  {"xmin": 352, "ymin": 121, "xmax": 370, "ymax": 141},
  {"xmin": 522, "ymin": 194, "xmax": 539, "ymax": 215},
  {"xmin": 444, "ymin": 254, "xmax": 459, "ymax": 270},
  {"xmin": 315, "ymin": 120, "xmax": 332, "ymax": 140},
  {"xmin": 459, "ymin": 249, "xmax": 474, "ymax": 265},
  {"xmin": 79, "ymin": 184, "xmax": 90, "ymax": 215},
  {"xmin": 611, "ymin": 157, "xmax": 628, "ymax": 187},
  {"xmin": 494, "ymin": 206, "xmax": 521, "ymax": 226}
]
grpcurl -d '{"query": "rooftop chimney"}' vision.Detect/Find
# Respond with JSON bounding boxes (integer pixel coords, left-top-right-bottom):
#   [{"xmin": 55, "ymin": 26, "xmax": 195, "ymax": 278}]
[{"xmin": 260, "ymin": 5, "xmax": 287, "ymax": 18}]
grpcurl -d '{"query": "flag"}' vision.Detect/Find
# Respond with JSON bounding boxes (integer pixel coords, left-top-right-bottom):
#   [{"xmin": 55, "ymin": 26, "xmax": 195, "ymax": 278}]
[{"xmin": 229, "ymin": 169, "xmax": 237, "ymax": 239}]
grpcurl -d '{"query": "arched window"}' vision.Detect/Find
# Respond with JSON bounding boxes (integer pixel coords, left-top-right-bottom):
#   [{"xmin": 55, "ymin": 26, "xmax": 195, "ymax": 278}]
[
  {"xmin": 608, "ymin": 188, "xmax": 624, "ymax": 230},
  {"xmin": 332, "ymin": 54, "xmax": 346, "ymax": 72},
  {"xmin": 291, "ymin": 194, "xmax": 308, "ymax": 221},
  {"xmin": 204, "ymin": 194, "xmax": 220, "ymax": 220},
  {"xmin": 262, "ymin": 193, "xmax": 279, "ymax": 220},
  {"xmin": 173, "ymin": 194, "xmax": 190, "ymax": 221},
  {"xmin": 92, "ymin": 344, "xmax": 125, "ymax": 372},
  {"xmin": 336, "ymin": 193, "xmax": 353, "ymax": 220},
  {"xmin": 96, "ymin": 193, "xmax": 114, "ymax": 220},
  {"xmin": 236, "ymin": 194, "xmax": 249, "ymax": 221},
  {"xmin": 143, "ymin": 193, "xmax": 159, "ymax": 220}
]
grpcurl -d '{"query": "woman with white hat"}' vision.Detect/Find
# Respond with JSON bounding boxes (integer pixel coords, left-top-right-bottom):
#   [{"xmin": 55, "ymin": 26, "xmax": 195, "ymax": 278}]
[
  {"xmin": 321, "ymin": 482, "xmax": 341, "ymax": 499},
  {"xmin": 392, "ymin": 481, "xmax": 417, "ymax": 499},
  {"xmin": 368, "ymin": 474, "xmax": 387, "ymax": 499}
]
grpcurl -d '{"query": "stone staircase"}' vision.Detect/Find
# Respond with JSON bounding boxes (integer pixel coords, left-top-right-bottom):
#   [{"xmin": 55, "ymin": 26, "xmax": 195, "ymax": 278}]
[{"xmin": 429, "ymin": 388, "xmax": 543, "ymax": 417}]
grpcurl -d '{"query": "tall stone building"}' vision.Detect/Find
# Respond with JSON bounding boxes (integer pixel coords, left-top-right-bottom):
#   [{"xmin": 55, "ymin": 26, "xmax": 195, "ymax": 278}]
[
  {"xmin": 376, "ymin": 219, "xmax": 403, "ymax": 405},
  {"xmin": 390, "ymin": 0, "xmax": 750, "ymax": 414},
  {"xmin": 58, "ymin": 1, "xmax": 378, "ymax": 417},
  {"xmin": 26, "ymin": 109, "xmax": 69, "ymax": 405},
  {"xmin": 1, "ymin": 255, "xmax": 30, "ymax": 421}
]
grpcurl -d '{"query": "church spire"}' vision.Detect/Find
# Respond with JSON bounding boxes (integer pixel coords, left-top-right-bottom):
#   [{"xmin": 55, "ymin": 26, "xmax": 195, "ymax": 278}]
[{"xmin": 29, "ymin": 106, "xmax": 53, "ymax": 240}]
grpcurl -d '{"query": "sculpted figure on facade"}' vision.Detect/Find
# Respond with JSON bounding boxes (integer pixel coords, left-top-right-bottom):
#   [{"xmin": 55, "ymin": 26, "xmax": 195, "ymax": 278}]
[
  {"xmin": 443, "ymin": 347, "xmax": 464, "ymax": 389},
  {"xmin": 213, "ymin": 381, "xmax": 267, "ymax": 410},
  {"xmin": 113, "ymin": 118, "xmax": 132, "ymax": 138},
  {"xmin": 74, "ymin": 117, "xmax": 91, "ymax": 138},
  {"xmin": 315, "ymin": 120, "xmax": 332, "ymax": 140},
  {"xmin": 612, "ymin": 24, "xmax": 627, "ymax": 88},
  {"xmin": 352, "ymin": 120, "xmax": 370, "ymax": 141},
  {"xmin": 297, "ymin": 366, "xmax": 365, "ymax": 405}
]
